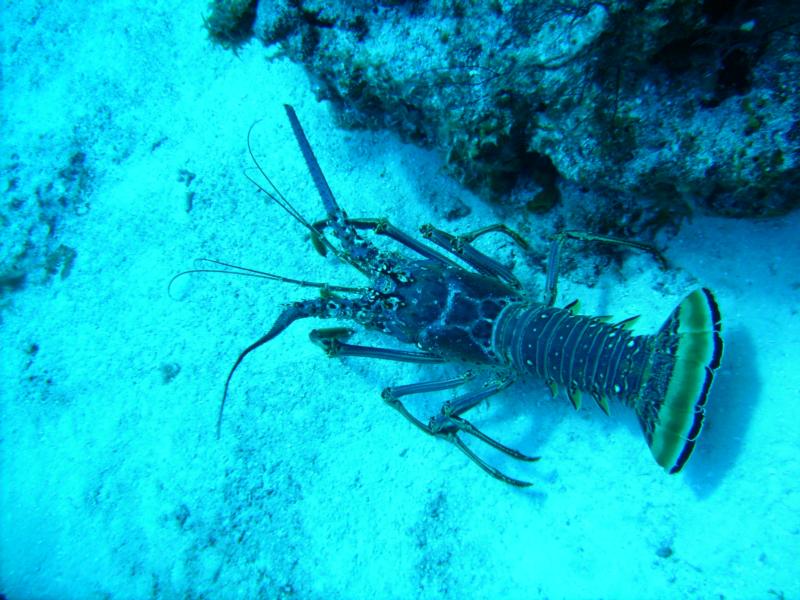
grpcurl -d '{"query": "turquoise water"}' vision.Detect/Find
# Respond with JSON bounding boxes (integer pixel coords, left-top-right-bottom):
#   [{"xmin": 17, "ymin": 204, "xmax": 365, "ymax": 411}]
[{"xmin": 1, "ymin": 2, "xmax": 798, "ymax": 599}]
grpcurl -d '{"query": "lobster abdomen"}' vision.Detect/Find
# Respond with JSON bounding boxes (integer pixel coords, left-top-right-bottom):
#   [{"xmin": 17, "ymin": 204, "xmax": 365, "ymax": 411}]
[
  {"xmin": 494, "ymin": 302, "xmax": 651, "ymax": 410},
  {"xmin": 493, "ymin": 289, "xmax": 723, "ymax": 474}
]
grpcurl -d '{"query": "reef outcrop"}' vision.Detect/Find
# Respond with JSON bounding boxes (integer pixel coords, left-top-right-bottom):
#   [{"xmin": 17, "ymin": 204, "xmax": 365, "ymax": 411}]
[{"xmin": 208, "ymin": 0, "xmax": 800, "ymax": 236}]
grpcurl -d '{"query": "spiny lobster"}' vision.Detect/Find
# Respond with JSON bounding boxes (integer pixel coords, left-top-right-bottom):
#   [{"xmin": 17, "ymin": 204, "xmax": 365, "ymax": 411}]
[{"xmin": 185, "ymin": 105, "xmax": 723, "ymax": 487}]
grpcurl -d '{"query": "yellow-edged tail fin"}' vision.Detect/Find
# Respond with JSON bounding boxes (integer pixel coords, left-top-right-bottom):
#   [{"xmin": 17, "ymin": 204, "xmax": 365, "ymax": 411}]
[{"xmin": 634, "ymin": 288, "xmax": 723, "ymax": 473}]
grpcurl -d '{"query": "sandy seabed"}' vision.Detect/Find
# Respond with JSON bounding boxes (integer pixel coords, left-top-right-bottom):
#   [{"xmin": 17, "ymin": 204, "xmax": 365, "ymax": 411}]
[{"xmin": 1, "ymin": 2, "xmax": 798, "ymax": 599}]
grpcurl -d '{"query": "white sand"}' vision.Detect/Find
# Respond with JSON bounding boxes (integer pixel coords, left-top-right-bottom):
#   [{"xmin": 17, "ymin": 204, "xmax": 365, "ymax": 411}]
[{"xmin": 1, "ymin": 1, "xmax": 798, "ymax": 598}]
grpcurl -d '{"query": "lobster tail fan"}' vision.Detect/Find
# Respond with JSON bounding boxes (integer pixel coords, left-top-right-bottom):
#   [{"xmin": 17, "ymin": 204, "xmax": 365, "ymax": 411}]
[{"xmin": 634, "ymin": 288, "xmax": 723, "ymax": 473}]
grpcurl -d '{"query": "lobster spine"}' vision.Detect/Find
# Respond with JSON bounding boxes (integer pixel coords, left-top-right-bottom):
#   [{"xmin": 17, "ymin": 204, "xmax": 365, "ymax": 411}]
[{"xmin": 493, "ymin": 303, "xmax": 652, "ymax": 408}]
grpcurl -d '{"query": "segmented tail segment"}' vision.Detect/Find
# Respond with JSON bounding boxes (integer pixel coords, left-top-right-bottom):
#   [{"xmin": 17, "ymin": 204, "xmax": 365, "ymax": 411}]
[{"xmin": 634, "ymin": 288, "xmax": 723, "ymax": 473}]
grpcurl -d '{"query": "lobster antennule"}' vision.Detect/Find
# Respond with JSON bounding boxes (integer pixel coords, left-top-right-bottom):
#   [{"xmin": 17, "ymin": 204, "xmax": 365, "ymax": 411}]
[
  {"xmin": 633, "ymin": 287, "xmax": 723, "ymax": 473},
  {"xmin": 245, "ymin": 116, "xmax": 342, "ymax": 263},
  {"xmin": 169, "ymin": 258, "xmax": 366, "ymax": 297}
]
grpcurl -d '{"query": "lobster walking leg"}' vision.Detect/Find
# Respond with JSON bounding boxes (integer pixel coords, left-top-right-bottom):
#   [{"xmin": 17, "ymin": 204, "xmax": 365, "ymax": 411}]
[
  {"xmin": 420, "ymin": 223, "xmax": 525, "ymax": 289},
  {"xmin": 383, "ymin": 372, "xmax": 539, "ymax": 487},
  {"xmin": 544, "ymin": 230, "xmax": 669, "ymax": 306},
  {"xmin": 313, "ymin": 217, "xmax": 462, "ymax": 268},
  {"xmin": 309, "ymin": 327, "xmax": 445, "ymax": 363},
  {"xmin": 307, "ymin": 326, "xmax": 539, "ymax": 484},
  {"xmin": 381, "ymin": 373, "xmax": 476, "ymax": 433},
  {"xmin": 454, "ymin": 223, "xmax": 530, "ymax": 250}
]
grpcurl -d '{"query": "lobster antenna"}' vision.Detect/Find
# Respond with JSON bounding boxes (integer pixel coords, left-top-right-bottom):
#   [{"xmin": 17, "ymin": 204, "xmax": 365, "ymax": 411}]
[
  {"xmin": 216, "ymin": 303, "xmax": 309, "ymax": 437},
  {"xmin": 282, "ymin": 105, "xmax": 340, "ymax": 220}
]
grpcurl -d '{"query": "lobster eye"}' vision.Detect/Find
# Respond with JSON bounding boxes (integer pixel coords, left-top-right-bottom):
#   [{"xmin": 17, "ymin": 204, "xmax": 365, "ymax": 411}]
[{"xmin": 374, "ymin": 274, "xmax": 396, "ymax": 294}]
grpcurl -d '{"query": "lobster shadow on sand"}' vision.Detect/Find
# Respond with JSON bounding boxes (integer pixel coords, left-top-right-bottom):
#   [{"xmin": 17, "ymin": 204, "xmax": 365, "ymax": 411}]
[{"xmin": 682, "ymin": 326, "xmax": 758, "ymax": 497}]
